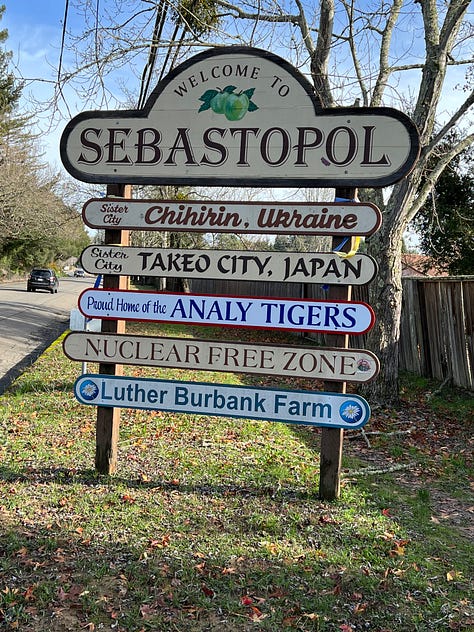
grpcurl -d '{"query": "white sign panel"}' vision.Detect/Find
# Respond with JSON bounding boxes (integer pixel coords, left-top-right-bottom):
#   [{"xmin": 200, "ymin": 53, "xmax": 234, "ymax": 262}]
[
  {"xmin": 74, "ymin": 374, "xmax": 371, "ymax": 429},
  {"xmin": 78, "ymin": 289, "xmax": 375, "ymax": 335},
  {"xmin": 82, "ymin": 198, "xmax": 382, "ymax": 236},
  {"xmin": 63, "ymin": 332, "xmax": 380, "ymax": 383},
  {"xmin": 80, "ymin": 246, "xmax": 378, "ymax": 285},
  {"xmin": 61, "ymin": 46, "xmax": 419, "ymax": 187}
]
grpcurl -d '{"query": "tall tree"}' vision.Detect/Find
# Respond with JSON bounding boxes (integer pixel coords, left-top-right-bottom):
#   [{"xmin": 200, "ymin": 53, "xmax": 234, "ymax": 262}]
[
  {"xmin": 0, "ymin": 4, "xmax": 22, "ymax": 135},
  {"xmin": 50, "ymin": 0, "xmax": 473, "ymax": 404}
]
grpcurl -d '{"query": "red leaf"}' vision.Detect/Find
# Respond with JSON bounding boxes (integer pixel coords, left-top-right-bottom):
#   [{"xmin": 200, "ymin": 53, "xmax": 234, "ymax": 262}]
[
  {"xmin": 201, "ymin": 583, "xmax": 214, "ymax": 598},
  {"xmin": 23, "ymin": 585, "xmax": 35, "ymax": 601},
  {"xmin": 241, "ymin": 595, "xmax": 253, "ymax": 606}
]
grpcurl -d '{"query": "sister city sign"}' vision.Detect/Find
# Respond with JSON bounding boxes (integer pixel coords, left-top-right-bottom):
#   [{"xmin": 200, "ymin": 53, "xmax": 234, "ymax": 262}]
[
  {"xmin": 74, "ymin": 375, "xmax": 371, "ymax": 430},
  {"xmin": 80, "ymin": 245, "xmax": 378, "ymax": 285},
  {"xmin": 82, "ymin": 198, "xmax": 382, "ymax": 236},
  {"xmin": 78, "ymin": 289, "xmax": 375, "ymax": 335},
  {"xmin": 61, "ymin": 46, "xmax": 419, "ymax": 188}
]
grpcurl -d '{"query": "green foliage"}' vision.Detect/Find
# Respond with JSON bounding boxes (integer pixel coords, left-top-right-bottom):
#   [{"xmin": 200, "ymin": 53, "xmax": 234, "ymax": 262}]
[
  {"xmin": 172, "ymin": 0, "xmax": 220, "ymax": 36},
  {"xmin": 412, "ymin": 141, "xmax": 474, "ymax": 275},
  {"xmin": 274, "ymin": 234, "xmax": 332, "ymax": 252},
  {"xmin": 0, "ymin": 5, "xmax": 24, "ymax": 135},
  {"xmin": 208, "ymin": 232, "xmax": 273, "ymax": 251}
]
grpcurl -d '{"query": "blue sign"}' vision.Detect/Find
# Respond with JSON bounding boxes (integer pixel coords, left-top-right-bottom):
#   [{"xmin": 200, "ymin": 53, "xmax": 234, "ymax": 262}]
[{"xmin": 74, "ymin": 374, "xmax": 371, "ymax": 429}]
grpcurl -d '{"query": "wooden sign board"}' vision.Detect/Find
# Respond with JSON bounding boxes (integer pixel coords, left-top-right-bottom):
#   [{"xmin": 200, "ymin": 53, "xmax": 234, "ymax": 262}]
[
  {"xmin": 61, "ymin": 46, "xmax": 419, "ymax": 187},
  {"xmin": 82, "ymin": 198, "xmax": 382, "ymax": 236},
  {"xmin": 63, "ymin": 332, "xmax": 380, "ymax": 383},
  {"xmin": 78, "ymin": 289, "xmax": 375, "ymax": 335},
  {"xmin": 74, "ymin": 374, "xmax": 371, "ymax": 429},
  {"xmin": 80, "ymin": 246, "xmax": 378, "ymax": 286}
]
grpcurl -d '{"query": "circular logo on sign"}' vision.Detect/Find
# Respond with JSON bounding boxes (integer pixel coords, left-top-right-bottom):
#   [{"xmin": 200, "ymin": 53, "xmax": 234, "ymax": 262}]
[
  {"xmin": 339, "ymin": 400, "xmax": 363, "ymax": 424},
  {"xmin": 357, "ymin": 359, "xmax": 371, "ymax": 372},
  {"xmin": 79, "ymin": 379, "xmax": 100, "ymax": 401}
]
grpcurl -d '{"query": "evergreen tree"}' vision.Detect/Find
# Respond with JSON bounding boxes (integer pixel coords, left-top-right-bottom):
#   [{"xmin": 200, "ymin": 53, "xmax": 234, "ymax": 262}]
[
  {"xmin": 412, "ymin": 143, "xmax": 473, "ymax": 275},
  {"xmin": 0, "ymin": 5, "xmax": 23, "ymax": 137}
]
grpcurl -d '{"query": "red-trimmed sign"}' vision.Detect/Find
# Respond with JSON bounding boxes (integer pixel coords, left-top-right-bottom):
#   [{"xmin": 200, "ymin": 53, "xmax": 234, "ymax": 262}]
[
  {"xmin": 82, "ymin": 198, "xmax": 382, "ymax": 235},
  {"xmin": 61, "ymin": 46, "xmax": 419, "ymax": 188},
  {"xmin": 78, "ymin": 289, "xmax": 375, "ymax": 335}
]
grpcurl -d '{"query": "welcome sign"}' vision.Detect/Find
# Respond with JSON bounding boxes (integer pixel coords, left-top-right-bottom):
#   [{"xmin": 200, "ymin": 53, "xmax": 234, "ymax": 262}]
[
  {"xmin": 61, "ymin": 46, "xmax": 419, "ymax": 187},
  {"xmin": 75, "ymin": 375, "xmax": 371, "ymax": 429}
]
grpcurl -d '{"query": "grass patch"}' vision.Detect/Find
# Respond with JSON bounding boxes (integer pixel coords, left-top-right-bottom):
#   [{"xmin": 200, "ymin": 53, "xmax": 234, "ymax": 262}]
[{"xmin": 0, "ymin": 325, "xmax": 472, "ymax": 631}]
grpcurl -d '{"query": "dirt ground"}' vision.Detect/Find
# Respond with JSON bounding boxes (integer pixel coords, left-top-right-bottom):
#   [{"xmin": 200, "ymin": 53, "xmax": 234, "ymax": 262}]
[{"xmin": 344, "ymin": 394, "xmax": 473, "ymax": 540}]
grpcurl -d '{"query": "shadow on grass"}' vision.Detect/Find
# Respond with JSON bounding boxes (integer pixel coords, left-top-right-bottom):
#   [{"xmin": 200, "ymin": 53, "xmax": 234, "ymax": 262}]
[
  {"xmin": 0, "ymin": 511, "xmax": 360, "ymax": 632},
  {"xmin": 0, "ymin": 464, "xmax": 320, "ymax": 502},
  {"xmin": 8, "ymin": 379, "xmax": 77, "ymax": 395}
]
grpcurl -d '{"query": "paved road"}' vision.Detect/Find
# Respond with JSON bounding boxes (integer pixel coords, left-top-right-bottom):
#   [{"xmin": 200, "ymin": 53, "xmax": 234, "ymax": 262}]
[{"xmin": 0, "ymin": 275, "xmax": 95, "ymax": 393}]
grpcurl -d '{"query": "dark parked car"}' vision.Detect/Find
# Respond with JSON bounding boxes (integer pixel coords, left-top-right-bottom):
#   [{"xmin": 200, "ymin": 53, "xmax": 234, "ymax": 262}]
[{"xmin": 27, "ymin": 268, "xmax": 59, "ymax": 293}]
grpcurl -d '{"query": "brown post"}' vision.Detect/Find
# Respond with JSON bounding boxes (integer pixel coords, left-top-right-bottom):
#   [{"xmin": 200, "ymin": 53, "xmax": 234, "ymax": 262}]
[
  {"xmin": 95, "ymin": 183, "xmax": 131, "ymax": 474},
  {"xmin": 318, "ymin": 186, "xmax": 357, "ymax": 500}
]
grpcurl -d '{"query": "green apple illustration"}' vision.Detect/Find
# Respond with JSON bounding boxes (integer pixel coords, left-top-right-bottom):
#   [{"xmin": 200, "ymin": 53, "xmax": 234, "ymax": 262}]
[
  {"xmin": 210, "ymin": 91, "xmax": 229, "ymax": 113},
  {"xmin": 224, "ymin": 92, "xmax": 250, "ymax": 121},
  {"xmin": 199, "ymin": 86, "xmax": 258, "ymax": 118}
]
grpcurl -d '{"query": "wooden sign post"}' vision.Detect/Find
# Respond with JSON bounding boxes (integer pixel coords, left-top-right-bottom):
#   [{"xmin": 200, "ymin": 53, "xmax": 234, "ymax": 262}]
[
  {"xmin": 319, "ymin": 187, "xmax": 357, "ymax": 500},
  {"xmin": 95, "ymin": 183, "xmax": 131, "ymax": 475}
]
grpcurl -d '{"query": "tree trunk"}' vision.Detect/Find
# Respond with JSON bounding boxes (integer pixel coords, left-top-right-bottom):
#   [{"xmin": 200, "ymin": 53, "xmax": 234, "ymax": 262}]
[
  {"xmin": 362, "ymin": 227, "xmax": 403, "ymax": 407},
  {"xmin": 361, "ymin": 174, "xmax": 421, "ymax": 407}
]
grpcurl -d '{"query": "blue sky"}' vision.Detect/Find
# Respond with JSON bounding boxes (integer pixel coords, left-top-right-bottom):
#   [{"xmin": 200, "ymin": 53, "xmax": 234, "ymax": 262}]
[
  {"xmin": 5, "ymin": 0, "xmax": 67, "ymax": 94},
  {"xmin": 4, "ymin": 0, "xmax": 73, "ymax": 168}
]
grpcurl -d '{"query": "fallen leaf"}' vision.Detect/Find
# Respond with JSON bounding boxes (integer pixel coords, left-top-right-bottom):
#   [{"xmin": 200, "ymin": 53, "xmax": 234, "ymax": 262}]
[
  {"xmin": 201, "ymin": 583, "xmax": 214, "ymax": 598},
  {"xmin": 249, "ymin": 605, "xmax": 267, "ymax": 621},
  {"xmin": 23, "ymin": 585, "xmax": 36, "ymax": 601},
  {"xmin": 446, "ymin": 570, "xmax": 463, "ymax": 581},
  {"xmin": 140, "ymin": 603, "xmax": 158, "ymax": 619},
  {"xmin": 353, "ymin": 602, "xmax": 368, "ymax": 614},
  {"xmin": 303, "ymin": 613, "xmax": 319, "ymax": 620}
]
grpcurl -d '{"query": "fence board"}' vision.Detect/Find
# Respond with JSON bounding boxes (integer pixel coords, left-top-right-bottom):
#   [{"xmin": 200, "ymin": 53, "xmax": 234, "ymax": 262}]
[
  {"xmin": 401, "ymin": 278, "xmax": 473, "ymax": 390},
  {"xmin": 464, "ymin": 281, "xmax": 474, "ymax": 390},
  {"xmin": 400, "ymin": 280, "xmax": 423, "ymax": 374}
]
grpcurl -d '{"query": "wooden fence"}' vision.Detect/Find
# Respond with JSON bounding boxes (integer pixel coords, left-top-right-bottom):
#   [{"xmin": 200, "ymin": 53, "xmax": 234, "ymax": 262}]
[
  {"xmin": 398, "ymin": 277, "xmax": 473, "ymax": 391},
  {"xmin": 185, "ymin": 276, "xmax": 474, "ymax": 391}
]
